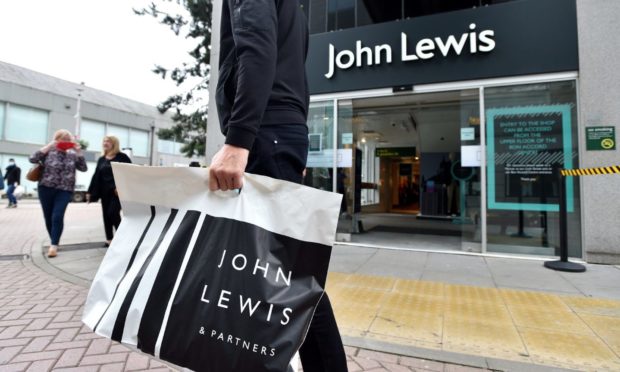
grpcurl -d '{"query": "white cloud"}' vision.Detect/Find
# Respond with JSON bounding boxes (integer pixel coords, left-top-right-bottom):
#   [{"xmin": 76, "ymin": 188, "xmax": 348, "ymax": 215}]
[{"xmin": 0, "ymin": 0, "xmax": 208, "ymax": 108}]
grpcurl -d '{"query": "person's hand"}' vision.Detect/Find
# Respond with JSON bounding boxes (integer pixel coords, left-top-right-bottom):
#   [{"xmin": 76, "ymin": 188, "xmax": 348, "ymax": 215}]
[
  {"xmin": 209, "ymin": 144, "xmax": 250, "ymax": 191},
  {"xmin": 74, "ymin": 142, "xmax": 82, "ymax": 153},
  {"xmin": 42, "ymin": 141, "xmax": 57, "ymax": 153}
]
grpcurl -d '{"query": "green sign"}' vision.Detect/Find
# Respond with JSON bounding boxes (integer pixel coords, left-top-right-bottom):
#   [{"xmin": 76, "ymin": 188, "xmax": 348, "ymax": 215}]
[
  {"xmin": 586, "ymin": 127, "xmax": 616, "ymax": 151},
  {"xmin": 375, "ymin": 147, "xmax": 416, "ymax": 158}
]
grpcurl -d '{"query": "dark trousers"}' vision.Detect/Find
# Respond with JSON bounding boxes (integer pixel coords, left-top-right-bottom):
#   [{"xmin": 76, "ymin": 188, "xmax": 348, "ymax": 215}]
[
  {"xmin": 246, "ymin": 124, "xmax": 348, "ymax": 372},
  {"xmin": 101, "ymin": 192, "xmax": 122, "ymax": 240},
  {"xmin": 38, "ymin": 185, "xmax": 73, "ymax": 245}
]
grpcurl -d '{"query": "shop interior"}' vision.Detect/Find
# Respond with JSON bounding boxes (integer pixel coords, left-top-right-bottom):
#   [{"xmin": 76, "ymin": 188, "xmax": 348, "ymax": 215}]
[{"xmin": 337, "ymin": 90, "xmax": 483, "ymax": 251}]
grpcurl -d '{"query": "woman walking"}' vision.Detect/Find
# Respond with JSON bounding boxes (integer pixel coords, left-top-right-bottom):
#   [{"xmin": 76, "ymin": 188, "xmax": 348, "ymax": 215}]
[
  {"xmin": 87, "ymin": 136, "xmax": 131, "ymax": 246},
  {"xmin": 30, "ymin": 129, "xmax": 87, "ymax": 257}
]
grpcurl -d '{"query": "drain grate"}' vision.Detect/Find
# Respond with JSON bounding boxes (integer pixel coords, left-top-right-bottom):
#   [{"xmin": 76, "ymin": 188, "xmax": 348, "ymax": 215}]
[
  {"xmin": 53, "ymin": 242, "xmax": 107, "ymax": 252},
  {"xmin": 0, "ymin": 254, "xmax": 30, "ymax": 261}
]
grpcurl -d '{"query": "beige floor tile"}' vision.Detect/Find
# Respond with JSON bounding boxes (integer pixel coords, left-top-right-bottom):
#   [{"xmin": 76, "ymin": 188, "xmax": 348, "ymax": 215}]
[{"xmin": 519, "ymin": 327, "xmax": 620, "ymax": 371}]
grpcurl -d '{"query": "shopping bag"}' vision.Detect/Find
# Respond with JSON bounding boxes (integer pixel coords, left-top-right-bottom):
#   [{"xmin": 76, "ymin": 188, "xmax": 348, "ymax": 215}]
[
  {"xmin": 13, "ymin": 185, "xmax": 25, "ymax": 199},
  {"xmin": 82, "ymin": 164, "xmax": 342, "ymax": 372}
]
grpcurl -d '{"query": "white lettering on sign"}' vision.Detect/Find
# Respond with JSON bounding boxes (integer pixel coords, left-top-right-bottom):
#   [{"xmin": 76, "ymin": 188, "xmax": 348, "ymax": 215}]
[{"xmin": 325, "ymin": 23, "xmax": 496, "ymax": 79}]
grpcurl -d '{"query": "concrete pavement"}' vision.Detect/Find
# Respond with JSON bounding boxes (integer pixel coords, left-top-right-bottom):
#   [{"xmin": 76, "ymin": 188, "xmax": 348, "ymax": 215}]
[{"xmin": 1, "ymin": 200, "xmax": 490, "ymax": 371}]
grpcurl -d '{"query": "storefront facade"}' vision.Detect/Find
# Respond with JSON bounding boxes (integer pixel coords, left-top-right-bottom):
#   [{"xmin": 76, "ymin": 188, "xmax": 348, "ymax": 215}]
[{"xmin": 206, "ymin": 0, "xmax": 620, "ymax": 263}]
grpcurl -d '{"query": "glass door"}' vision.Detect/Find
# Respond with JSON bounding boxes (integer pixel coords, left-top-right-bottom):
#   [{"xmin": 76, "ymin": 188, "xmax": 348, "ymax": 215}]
[
  {"xmin": 334, "ymin": 89, "xmax": 482, "ymax": 252},
  {"xmin": 484, "ymin": 81, "xmax": 582, "ymax": 257}
]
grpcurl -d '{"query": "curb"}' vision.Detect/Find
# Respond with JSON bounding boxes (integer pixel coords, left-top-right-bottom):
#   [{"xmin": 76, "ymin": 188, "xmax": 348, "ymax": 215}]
[
  {"xmin": 28, "ymin": 239, "xmax": 92, "ymax": 289},
  {"xmin": 342, "ymin": 336, "xmax": 577, "ymax": 372}
]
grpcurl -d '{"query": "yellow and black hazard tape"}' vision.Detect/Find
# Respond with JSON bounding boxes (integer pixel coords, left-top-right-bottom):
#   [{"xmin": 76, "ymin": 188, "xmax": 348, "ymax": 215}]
[{"xmin": 561, "ymin": 166, "xmax": 620, "ymax": 176}]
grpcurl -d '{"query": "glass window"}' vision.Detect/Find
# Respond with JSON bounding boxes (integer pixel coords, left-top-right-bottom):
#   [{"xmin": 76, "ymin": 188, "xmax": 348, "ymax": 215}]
[
  {"xmin": 158, "ymin": 139, "xmax": 173, "ymax": 154},
  {"xmin": 304, "ymin": 101, "xmax": 334, "ymax": 191},
  {"xmin": 303, "ymin": 0, "xmax": 520, "ymax": 34},
  {"xmin": 328, "ymin": 0, "xmax": 355, "ymax": 31},
  {"xmin": 356, "ymin": 0, "xmax": 374, "ymax": 26},
  {"xmin": 81, "ymin": 119, "xmax": 106, "ymax": 153},
  {"xmin": 0, "ymin": 103, "xmax": 5, "ymax": 140},
  {"xmin": 310, "ymin": 0, "xmax": 327, "ymax": 34},
  {"xmin": 485, "ymin": 81, "xmax": 581, "ymax": 257},
  {"xmin": 107, "ymin": 125, "xmax": 130, "ymax": 151},
  {"xmin": 5, "ymin": 105, "xmax": 48, "ymax": 145},
  {"xmin": 130, "ymin": 129, "xmax": 150, "ymax": 157},
  {"xmin": 358, "ymin": 0, "xmax": 401, "ymax": 25}
]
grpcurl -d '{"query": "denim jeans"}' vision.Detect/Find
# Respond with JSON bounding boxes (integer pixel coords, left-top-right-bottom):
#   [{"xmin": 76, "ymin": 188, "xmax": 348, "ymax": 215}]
[
  {"xmin": 6, "ymin": 184, "xmax": 17, "ymax": 205},
  {"xmin": 38, "ymin": 185, "xmax": 73, "ymax": 245}
]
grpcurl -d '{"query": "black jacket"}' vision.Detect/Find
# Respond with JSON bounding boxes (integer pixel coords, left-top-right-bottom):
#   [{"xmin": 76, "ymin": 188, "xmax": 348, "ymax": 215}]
[
  {"xmin": 87, "ymin": 153, "xmax": 132, "ymax": 201},
  {"xmin": 216, "ymin": 0, "xmax": 310, "ymax": 150},
  {"xmin": 4, "ymin": 165, "xmax": 21, "ymax": 185}
]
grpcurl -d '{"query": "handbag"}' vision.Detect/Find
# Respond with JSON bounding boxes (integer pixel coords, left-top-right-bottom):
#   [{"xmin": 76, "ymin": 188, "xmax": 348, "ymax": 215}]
[
  {"xmin": 26, "ymin": 162, "xmax": 44, "ymax": 182},
  {"xmin": 82, "ymin": 164, "xmax": 342, "ymax": 372}
]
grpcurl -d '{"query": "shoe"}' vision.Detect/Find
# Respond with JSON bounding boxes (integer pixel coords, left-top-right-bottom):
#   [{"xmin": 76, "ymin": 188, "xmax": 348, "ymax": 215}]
[
  {"xmin": 9, "ymin": 204, "xmax": 17, "ymax": 208},
  {"xmin": 47, "ymin": 246, "xmax": 58, "ymax": 258},
  {"xmin": 6, "ymin": 203, "xmax": 12, "ymax": 208}
]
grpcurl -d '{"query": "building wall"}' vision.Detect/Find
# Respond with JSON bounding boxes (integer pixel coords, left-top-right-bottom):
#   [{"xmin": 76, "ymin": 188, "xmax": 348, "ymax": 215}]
[
  {"xmin": 206, "ymin": 0, "xmax": 226, "ymax": 163},
  {"xmin": 1, "ymin": 77, "xmax": 204, "ymax": 199},
  {"xmin": 576, "ymin": 0, "xmax": 620, "ymax": 264}
]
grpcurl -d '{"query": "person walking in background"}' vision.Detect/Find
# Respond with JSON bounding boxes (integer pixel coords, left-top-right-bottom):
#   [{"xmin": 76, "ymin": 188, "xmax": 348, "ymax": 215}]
[
  {"xmin": 30, "ymin": 129, "xmax": 87, "ymax": 257},
  {"xmin": 210, "ymin": 1, "xmax": 348, "ymax": 370},
  {"xmin": 4, "ymin": 158, "xmax": 22, "ymax": 208},
  {"xmin": 87, "ymin": 136, "xmax": 131, "ymax": 247}
]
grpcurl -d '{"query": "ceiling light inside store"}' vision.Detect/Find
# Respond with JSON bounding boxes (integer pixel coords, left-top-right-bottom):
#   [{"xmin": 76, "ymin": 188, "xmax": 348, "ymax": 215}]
[{"xmin": 361, "ymin": 137, "xmax": 367, "ymax": 143}]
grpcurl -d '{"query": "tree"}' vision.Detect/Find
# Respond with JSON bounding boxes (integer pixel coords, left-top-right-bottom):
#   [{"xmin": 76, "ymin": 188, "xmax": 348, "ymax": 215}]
[{"xmin": 134, "ymin": 0, "xmax": 213, "ymax": 158}]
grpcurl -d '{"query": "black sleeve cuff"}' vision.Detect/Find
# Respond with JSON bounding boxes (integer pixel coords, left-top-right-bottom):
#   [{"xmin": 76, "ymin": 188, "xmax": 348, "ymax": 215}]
[{"xmin": 225, "ymin": 126, "xmax": 257, "ymax": 151}]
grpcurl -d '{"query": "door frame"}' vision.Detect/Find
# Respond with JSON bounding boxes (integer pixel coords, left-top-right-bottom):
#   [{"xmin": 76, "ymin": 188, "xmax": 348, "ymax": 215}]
[{"xmin": 310, "ymin": 71, "xmax": 580, "ymax": 256}]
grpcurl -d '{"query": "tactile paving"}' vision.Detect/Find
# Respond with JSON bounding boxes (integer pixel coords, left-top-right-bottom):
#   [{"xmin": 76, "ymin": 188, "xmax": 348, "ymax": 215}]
[
  {"xmin": 371, "ymin": 308, "xmax": 443, "ymax": 344},
  {"xmin": 561, "ymin": 296, "xmax": 620, "ymax": 317},
  {"xmin": 508, "ymin": 305, "xmax": 594, "ymax": 335},
  {"xmin": 500, "ymin": 288, "xmax": 569, "ymax": 309},
  {"xmin": 381, "ymin": 292, "xmax": 446, "ymax": 314},
  {"xmin": 329, "ymin": 286, "xmax": 387, "ymax": 308},
  {"xmin": 343, "ymin": 273, "xmax": 396, "ymax": 291},
  {"xmin": 445, "ymin": 284, "xmax": 504, "ymax": 305},
  {"xmin": 332, "ymin": 303, "xmax": 377, "ymax": 333},
  {"xmin": 519, "ymin": 327, "xmax": 620, "ymax": 371},
  {"xmin": 393, "ymin": 279, "xmax": 445, "ymax": 298},
  {"xmin": 443, "ymin": 318, "xmax": 527, "ymax": 360},
  {"xmin": 444, "ymin": 301, "xmax": 513, "ymax": 326},
  {"xmin": 579, "ymin": 313, "xmax": 620, "ymax": 355},
  {"xmin": 327, "ymin": 272, "xmax": 620, "ymax": 371}
]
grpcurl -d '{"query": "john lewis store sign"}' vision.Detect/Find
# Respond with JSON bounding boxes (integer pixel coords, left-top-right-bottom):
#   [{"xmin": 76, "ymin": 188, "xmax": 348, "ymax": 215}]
[
  {"xmin": 308, "ymin": 0, "xmax": 578, "ymax": 94},
  {"xmin": 325, "ymin": 24, "xmax": 496, "ymax": 79}
]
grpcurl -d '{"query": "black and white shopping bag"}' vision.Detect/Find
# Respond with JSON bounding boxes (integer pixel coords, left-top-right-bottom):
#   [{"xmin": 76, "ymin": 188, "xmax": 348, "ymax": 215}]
[{"xmin": 82, "ymin": 164, "xmax": 342, "ymax": 372}]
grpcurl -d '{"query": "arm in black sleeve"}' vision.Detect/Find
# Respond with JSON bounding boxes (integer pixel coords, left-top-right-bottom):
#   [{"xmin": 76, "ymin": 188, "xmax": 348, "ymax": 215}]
[
  {"xmin": 224, "ymin": 0, "xmax": 278, "ymax": 150},
  {"xmin": 118, "ymin": 153, "xmax": 132, "ymax": 164},
  {"xmin": 88, "ymin": 158, "xmax": 101, "ymax": 196}
]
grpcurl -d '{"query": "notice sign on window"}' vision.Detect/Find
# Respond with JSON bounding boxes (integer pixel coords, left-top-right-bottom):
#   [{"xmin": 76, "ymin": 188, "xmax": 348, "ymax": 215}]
[
  {"xmin": 586, "ymin": 127, "xmax": 616, "ymax": 151},
  {"xmin": 486, "ymin": 105, "xmax": 574, "ymax": 212}
]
